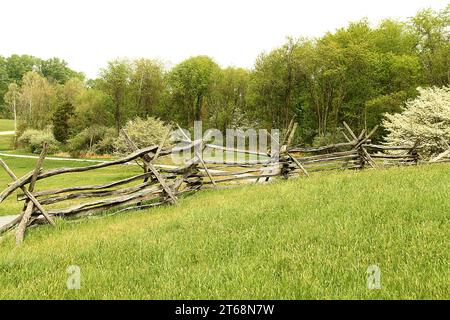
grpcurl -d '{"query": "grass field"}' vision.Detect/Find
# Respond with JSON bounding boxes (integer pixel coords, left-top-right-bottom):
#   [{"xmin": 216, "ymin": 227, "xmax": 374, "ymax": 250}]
[
  {"xmin": 0, "ymin": 119, "xmax": 14, "ymax": 132},
  {"xmin": 0, "ymin": 156, "xmax": 142, "ymax": 216},
  {"xmin": 0, "ymin": 157, "xmax": 448, "ymax": 299},
  {"xmin": 0, "ymin": 135, "xmax": 13, "ymax": 151}
]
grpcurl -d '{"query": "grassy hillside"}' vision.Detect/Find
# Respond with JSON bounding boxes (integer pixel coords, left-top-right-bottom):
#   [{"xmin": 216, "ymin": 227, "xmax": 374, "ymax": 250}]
[{"xmin": 0, "ymin": 163, "xmax": 448, "ymax": 299}]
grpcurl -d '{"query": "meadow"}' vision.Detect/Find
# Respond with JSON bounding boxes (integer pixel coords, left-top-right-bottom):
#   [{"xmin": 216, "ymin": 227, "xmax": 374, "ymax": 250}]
[{"xmin": 0, "ymin": 156, "xmax": 448, "ymax": 299}]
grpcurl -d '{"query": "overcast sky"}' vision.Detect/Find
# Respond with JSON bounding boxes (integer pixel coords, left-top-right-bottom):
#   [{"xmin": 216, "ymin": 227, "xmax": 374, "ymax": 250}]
[{"xmin": 1, "ymin": 0, "xmax": 448, "ymax": 78}]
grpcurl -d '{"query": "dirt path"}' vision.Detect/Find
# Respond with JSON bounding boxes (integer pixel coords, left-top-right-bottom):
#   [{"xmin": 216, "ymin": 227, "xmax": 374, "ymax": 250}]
[
  {"xmin": 0, "ymin": 152, "xmax": 262, "ymax": 183},
  {"xmin": 0, "ymin": 152, "xmax": 111, "ymax": 163}
]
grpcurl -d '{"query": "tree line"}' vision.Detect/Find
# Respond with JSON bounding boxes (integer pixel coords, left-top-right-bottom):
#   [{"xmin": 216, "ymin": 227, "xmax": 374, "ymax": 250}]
[{"xmin": 1, "ymin": 6, "xmax": 448, "ymax": 150}]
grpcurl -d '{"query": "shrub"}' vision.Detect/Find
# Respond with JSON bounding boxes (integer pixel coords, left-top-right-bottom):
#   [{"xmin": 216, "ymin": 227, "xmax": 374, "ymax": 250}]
[
  {"xmin": 93, "ymin": 128, "xmax": 117, "ymax": 155},
  {"xmin": 312, "ymin": 132, "xmax": 341, "ymax": 147},
  {"xmin": 114, "ymin": 117, "xmax": 171, "ymax": 155},
  {"xmin": 18, "ymin": 128, "xmax": 59, "ymax": 154},
  {"xmin": 66, "ymin": 126, "xmax": 114, "ymax": 157},
  {"xmin": 382, "ymin": 86, "xmax": 450, "ymax": 158}
]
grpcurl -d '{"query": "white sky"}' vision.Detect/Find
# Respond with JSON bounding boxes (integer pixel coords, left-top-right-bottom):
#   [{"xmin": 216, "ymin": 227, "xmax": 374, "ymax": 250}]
[{"xmin": 0, "ymin": 0, "xmax": 448, "ymax": 79}]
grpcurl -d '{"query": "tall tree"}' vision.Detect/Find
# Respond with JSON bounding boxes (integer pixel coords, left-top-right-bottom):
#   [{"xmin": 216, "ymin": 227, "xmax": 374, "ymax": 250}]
[
  {"xmin": 39, "ymin": 57, "xmax": 84, "ymax": 84},
  {"xmin": 52, "ymin": 102, "xmax": 75, "ymax": 142},
  {"xmin": 99, "ymin": 59, "xmax": 132, "ymax": 134},
  {"xmin": 208, "ymin": 67, "xmax": 249, "ymax": 131},
  {"xmin": 13, "ymin": 71, "xmax": 57, "ymax": 129},
  {"xmin": 130, "ymin": 58, "xmax": 164, "ymax": 118},
  {"xmin": 411, "ymin": 6, "xmax": 450, "ymax": 86},
  {"xmin": 166, "ymin": 56, "xmax": 221, "ymax": 125},
  {"xmin": 0, "ymin": 56, "xmax": 8, "ymax": 115},
  {"xmin": 3, "ymin": 83, "xmax": 19, "ymax": 132}
]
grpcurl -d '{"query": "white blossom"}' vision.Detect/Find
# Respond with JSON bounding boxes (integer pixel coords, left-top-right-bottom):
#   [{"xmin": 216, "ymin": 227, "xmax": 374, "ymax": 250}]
[{"xmin": 383, "ymin": 86, "xmax": 450, "ymax": 158}]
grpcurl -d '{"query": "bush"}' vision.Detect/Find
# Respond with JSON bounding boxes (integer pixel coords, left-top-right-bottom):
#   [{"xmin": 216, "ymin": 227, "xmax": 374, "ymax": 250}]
[
  {"xmin": 383, "ymin": 86, "xmax": 450, "ymax": 158},
  {"xmin": 312, "ymin": 132, "xmax": 342, "ymax": 147},
  {"xmin": 93, "ymin": 128, "xmax": 117, "ymax": 155},
  {"xmin": 114, "ymin": 117, "xmax": 171, "ymax": 155},
  {"xmin": 66, "ymin": 126, "xmax": 115, "ymax": 157},
  {"xmin": 18, "ymin": 128, "xmax": 59, "ymax": 154}
]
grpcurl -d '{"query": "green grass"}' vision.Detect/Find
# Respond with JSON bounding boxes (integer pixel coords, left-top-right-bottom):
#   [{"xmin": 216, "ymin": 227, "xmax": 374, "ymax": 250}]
[
  {"xmin": 0, "ymin": 119, "xmax": 14, "ymax": 132},
  {"xmin": 0, "ymin": 156, "xmax": 142, "ymax": 216},
  {"xmin": 0, "ymin": 135, "xmax": 14, "ymax": 151},
  {"xmin": 0, "ymin": 161, "xmax": 448, "ymax": 299}
]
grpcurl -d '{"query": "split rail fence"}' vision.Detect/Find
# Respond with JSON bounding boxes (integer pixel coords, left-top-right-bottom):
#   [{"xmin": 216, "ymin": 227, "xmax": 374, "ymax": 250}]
[{"xmin": 0, "ymin": 121, "xmax": 448, "ymax": 245}]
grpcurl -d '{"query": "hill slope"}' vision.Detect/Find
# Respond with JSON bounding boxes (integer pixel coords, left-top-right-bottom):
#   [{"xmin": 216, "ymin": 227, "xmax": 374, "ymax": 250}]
[{"xmin": 0, "ymin": 164, "xmax": 448, "ymax": 299}]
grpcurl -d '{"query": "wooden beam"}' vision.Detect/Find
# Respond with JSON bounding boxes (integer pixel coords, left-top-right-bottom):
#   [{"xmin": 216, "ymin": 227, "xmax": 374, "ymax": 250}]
[
  {"xmin": 286, "ymin": 123, "xmax": 298, "ymax": 150},
  {"xmin": 154, "ymin": 127, "xmax": 172, "ymax": 161},
  {"xmin": 16, "ymin": 143, "xmax": 48, "ymax": 245},
  {"xmin": 354, "ymin": 125, "xmax": 379, "ymax": 150},
  {"xmin": 176, "ymin": 123, "xmax": 217, "ymax": 188},
  {"xmin": 280, "ymin": 123, "xmax": 298, "ymax": 154},
  {"xmin": 17, "ymin": 171, "xmax": 157, "ymax": 200},
  {"xmin": 0, "ymin": 145, "xmax": 162, "ymax": 202},
  {"xmin": 430, "ymin": 149, "xmax": 450, "ymax": 163},
  {"xmin": 361, "ymin": 146, "xmax": 377, "ymax": 169},
  {"xmin": 341, "ymin": 130, "xmax": 352, "ymax": 142},
  {"xmin": 0, "ymin": 159, "xmax": 55, "ymax": 226},
  {"xmin": 121, "ymin": 129, "xmax": 177, "ymax": 203},
  {"xmin": 289, "ymin": 141, "xmax": 357, "ymax": 153},
  {"xmin": 281, "ymin": 118, "xmax": 295, "ymax": 146},
  {"xmin": 0, "ymin": 214, "xmax": 23, "ymax": 235},
  {"xmin": 343, "ymin": 121, "xmax": 358, "ymax": 140},
  {"xmin": 287, "ymin": 152, "xmax": 309, "ymax": 177}
]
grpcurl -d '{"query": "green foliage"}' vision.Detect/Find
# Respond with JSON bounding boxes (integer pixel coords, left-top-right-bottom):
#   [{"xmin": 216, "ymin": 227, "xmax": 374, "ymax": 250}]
[
  {"xmin": 18, "ymin": 128, "xmax": 59, "ymax": 153},
  {"xmin": 166, "ymin": 56, "xmax": 221, "ymax": 125},
  {"xmin": 114, "ymin": 117, "xmax": 170, "ymax": 154},
  {"xmin": 52, "ymin": 102, "xmax": 75, "ymax": 143},
  {"xmin": 16, "ymin": 71, "xmax": 57, "ymax": 129},
  {"xmin": 246, "ymin": 6, "xmax": 449, "ymax": 144},
  {"xmin": 66, "ymin": 126, "xmax": 115, "ymax": 157},
  {"xmin": 411, "ymin": 6, "xmax": 450, "ymax": 86},
  {"xmin": 95, "ymin": 127, "xmax": 118, "ymax": 155},
  {"xmin": 130, "ymin": 58, "xmax": 165, "ymax": 118},
  {"xmin": 0, "ymin": 54, "xmax": 80, "ymax": 115},
  {"xmin": 71, "ymin": 88, "xmax": 113, "ymax": 131},
  {"xmin": 365, "ymin": 91, "xmax": 409, "ymax": 139},
  {"xmin": 99, "ymin": 59, "xmax": 132, "ymax": 134},
  {"xmin": 39, "ymin": 57, "xmax": 84, "ymax": 83},
  {"xmin": 208, "ymin": 67, "xmax": 250, "ymax": 130},
  {"xmin": 0, "ymin": 6, "xmax": 448, "ymax": 153}
]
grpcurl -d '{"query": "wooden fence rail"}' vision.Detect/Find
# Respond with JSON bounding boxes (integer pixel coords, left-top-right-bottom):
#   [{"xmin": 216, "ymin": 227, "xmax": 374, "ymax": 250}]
[{"xmin": 0, "ymin": 121, "xmax": 446, "ymax": 245}]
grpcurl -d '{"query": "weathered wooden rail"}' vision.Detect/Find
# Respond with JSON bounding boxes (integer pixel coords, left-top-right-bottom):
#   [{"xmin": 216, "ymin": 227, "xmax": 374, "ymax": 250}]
[{"xmin": 0, "ymin": 121, "xmax": 446, "ymax": 245}]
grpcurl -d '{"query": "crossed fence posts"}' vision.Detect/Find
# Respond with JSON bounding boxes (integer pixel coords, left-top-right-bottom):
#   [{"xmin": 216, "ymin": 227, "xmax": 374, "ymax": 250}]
[{"xmin": 0, "ymin": 120, "xmax": 432, "ymax": 245}]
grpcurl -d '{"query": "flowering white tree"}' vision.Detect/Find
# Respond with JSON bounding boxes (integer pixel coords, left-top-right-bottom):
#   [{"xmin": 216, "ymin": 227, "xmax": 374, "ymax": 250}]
[{"xmin": 382, "ymin": 86, "xmax": 450, "ymax": 158}]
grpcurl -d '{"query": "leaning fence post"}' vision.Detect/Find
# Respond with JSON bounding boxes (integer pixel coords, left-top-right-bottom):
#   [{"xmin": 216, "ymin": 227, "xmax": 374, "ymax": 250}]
[
  {"xmin": 16, "ymin": 143, "xmax": 49, "ymax": 245},
  {"xmin": 0, "ymin": 158, "xmax": 55, "ymax": 226},
  {"xmin": 176, "ymin": 123, "xmax": 217, "ymax": 188},
  {"xmin": 121, "ymin": 129, "xmax": 178, "ymax": 204}
]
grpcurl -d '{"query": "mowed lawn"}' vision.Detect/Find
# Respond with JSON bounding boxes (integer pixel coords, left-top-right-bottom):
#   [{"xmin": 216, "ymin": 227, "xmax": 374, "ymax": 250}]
[
  {"xmin": 0, "ymin": 135, "xmax": 14, "ymax": 151},
  {"xmin": 0, "ymin": 161, "xmax": 448, "ymax": 299},
  {"xmin": 0, "ymin": 156, "xmax": 143, "ymax": 216},
  {"xmin": 0, "ymin": 119, "xmax": 14, "ymax": 132}
]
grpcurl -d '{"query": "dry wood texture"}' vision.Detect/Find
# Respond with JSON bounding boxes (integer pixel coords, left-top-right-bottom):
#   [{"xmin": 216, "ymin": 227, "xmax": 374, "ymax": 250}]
[{"xmin": 0, "ymin": 122, "xmax": 433, "ymax": 244}]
